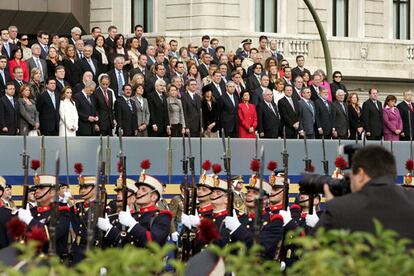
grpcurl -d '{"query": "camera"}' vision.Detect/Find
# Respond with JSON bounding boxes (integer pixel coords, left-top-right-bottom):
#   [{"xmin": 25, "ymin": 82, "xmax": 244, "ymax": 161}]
[
  {"xmin": 298, "ymin": 144, "xmax": 362, "ymax": 197},
  {"xmin": 299, "ymin": 174, "xmax": 351, "ymax": 197}
]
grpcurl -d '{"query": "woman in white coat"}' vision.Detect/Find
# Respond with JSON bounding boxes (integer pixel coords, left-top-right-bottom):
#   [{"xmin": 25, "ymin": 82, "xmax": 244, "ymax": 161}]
[{"xmin": 59, "ymin": 86, "xmax": 79, "ymax": 136}]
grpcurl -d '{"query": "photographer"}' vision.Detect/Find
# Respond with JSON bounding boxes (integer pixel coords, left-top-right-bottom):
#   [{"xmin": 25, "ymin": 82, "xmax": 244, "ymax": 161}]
[{"xmin": 314, "ymin": 145, "xmax": 414, "ymax": 241}]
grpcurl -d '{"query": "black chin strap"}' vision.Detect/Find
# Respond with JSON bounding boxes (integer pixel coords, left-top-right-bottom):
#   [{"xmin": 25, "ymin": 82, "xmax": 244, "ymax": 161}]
[
  {"xmin": 35, "ymin": 187, "xmax": 52, "ymax": 201},
  {"xmin": 81, "ymin": 186, "xmax": 94, "ymax": 200},
  {"xmin": 136, "ymin": 189, "xmax": 155, "ymax": 199},
  {"xmin": 269, "ymin": 189, "xmax": 284, "ymax": 198},
  {"xmin": 210, "ymin": 193, "xmax": 226, "ymax": 201},
  {"xmin": 198, "ymin": 191, "xmax": 212, "ymax": 199}
]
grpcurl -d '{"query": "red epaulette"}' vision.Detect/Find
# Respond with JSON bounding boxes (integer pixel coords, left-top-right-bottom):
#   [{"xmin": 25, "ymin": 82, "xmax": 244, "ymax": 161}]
[
  {"xmin": 289, "ymin": 204, "xmax": 302, "ymax": 211},
  {"xmin": 158, "ymin": 210, "xmax": 173, "ymax": 220},
  {"xmin": 58, "ymin": 206, "xmax": 70, "ymax": 212},
  {"xmin": 270, "ymin": 214, "xmax": 284, "ymax": 223}
]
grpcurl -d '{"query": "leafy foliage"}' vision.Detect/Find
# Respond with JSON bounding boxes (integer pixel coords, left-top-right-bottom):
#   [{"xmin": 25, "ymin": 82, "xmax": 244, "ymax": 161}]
[{"xmin": 1, "ymin": 221, "xmax": 414, "ymax": 275}]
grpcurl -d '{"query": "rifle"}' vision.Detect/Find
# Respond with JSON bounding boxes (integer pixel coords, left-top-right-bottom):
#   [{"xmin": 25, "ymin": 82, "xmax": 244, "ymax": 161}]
[
  {"xmin": 187, "ymin": 133, "xmax": 197, "ymax": 215},
  {"xmin": 199, "ymin": 108, "xmax": 203, "ymax": 175},
  {"xmin": 303, "ymin": 133, "xmax": 314, "ymax": 215},
  {"xmin": 321, "ymin": 135, "xmax": 329, "ymax": 176},
  {"xmin": 168, "ymin": 135, "xmax": 172, "ymax": 185},
  {"xmin": 180, "ymin": 133, "xmax": 190, "ymax": 261},
  {"xmin": 221, "ymin": 129, "xmax": 233, "ymax": 215},
  {"xmin": 281, "ymin": 127, "xmax": 289, "ymax": 210},
  {"xmin": 40, "ymin": 135, "xmax": 46, "ymax": 174},
  {"xmin": 64, "ymin": 117, "xmax": 70, "ymax": 186},
  {"xmin": 99, "ymin": 136, "xmax": 107, "ymax": 217},
  {"xmin": 48, "ymin": 151, "xmax": 60, "ymax": 256},
  {"xmin": 86, "ymin": 144, "xmax": 103, "ymax": 251},
  {"xmin": 21, "ymin": 129, "xmax": 30, "ymax": 208},
  {"xmin": 118, "ymin": 130, "xmax": 127, "ymax": 212},
  {"xmin": 254, "ymin": 145, "xmax": 265, "ymax": 244},
  {"xmin": 105, "ymin": 135, "xmax": 111, "ymax": 184}
]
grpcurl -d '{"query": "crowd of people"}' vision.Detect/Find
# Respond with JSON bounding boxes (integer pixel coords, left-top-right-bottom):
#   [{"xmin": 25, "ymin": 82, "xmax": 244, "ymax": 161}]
[{"xmin": 0, "ymin": 24, "xmax": 413, "ymax": 140}]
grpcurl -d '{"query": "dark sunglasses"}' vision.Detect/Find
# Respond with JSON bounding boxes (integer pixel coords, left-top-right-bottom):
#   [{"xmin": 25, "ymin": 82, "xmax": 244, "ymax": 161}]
[{"xmin": 21, "ymin": 38, "xmax": 28, "ymax": 41}]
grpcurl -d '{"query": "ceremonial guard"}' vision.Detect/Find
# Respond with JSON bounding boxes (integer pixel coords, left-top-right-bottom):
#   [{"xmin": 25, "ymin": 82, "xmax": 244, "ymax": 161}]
[
  {"xmin": 195, "ymin": 160, "xmax": 215, "ymax": 218},
  {"xmin": 97, "ymin": 160, "xmax": 172, "ymax": 248},
  {"xmin": 106, "ymin": 177, "xmax": 138, "ymax": 224},
  {"xmin": 169, "ymin": 183, "xmax": 185, "ymax": 234},
  {"xmin": 223, "ymin": 160, "xmax": 288, "ymax": 259},
  {"xmin": 70, "ymin": 163, "xmax": 99, "ymax": 264},
  {"xmin": 232, "ymin": 175, "xmax": 246, "ymax": 214},
  {"xmin": 17, "ymin": 174, "xmax": 71, "ymax": 261}
]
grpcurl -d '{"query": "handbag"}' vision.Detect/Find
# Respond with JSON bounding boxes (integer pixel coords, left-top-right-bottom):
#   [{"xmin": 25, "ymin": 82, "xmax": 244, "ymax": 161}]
[{"xmin": 28, "ymin": 130, "xmax": 40, "ymax": 136}]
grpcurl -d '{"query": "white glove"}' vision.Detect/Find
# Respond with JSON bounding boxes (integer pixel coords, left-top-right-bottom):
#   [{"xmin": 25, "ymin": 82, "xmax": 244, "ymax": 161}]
[
  {"xmin": 171, "ymin": 231, "xmax": 179, "ymax": 242},
  {"xmin": 279, "ymin": 209, "xmax": 292, "ymax": 227},
  {"xmin": 189, "ymin": 214, "xmax": 200, "ymax": 228},
  {"xmin": 224, "ymin": 215, "xmax": 241, "ymax": 233},
  {"xmin": 63, "ymin": 191, "xmax": 72, "ymax": 202},
  {"xmin": 97, "ymin": 214, "xmax": 112, "ymax": 232},
  {"xmin": 119, "ymin": 206, "xmax": 138, "ymax": 229},
  {"xmin": 18, "ymin": 207, "xmax": 33, "ymax": 225},
  {"xmin": 306, "ymin": 209, "xmax": 319, "ymax": 228},
  {"xmin": 181, "ymin": 213, "xmax": 192, "ymax": 229}
]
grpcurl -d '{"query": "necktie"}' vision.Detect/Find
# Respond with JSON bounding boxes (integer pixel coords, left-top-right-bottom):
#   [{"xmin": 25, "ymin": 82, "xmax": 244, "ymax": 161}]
[
  {"xmin": 373, "ymin": 101, "xmax": 379, "ymax": 110},
  {"xmin": 4, "ymin": 43, "xmax": 10, "ymax": 57},
  {"xmin": 103, "ymin": 89, "xmax": 109, "ymax": 107},
  {"xmin": 409, "ymin": 103, "xmax": 413, "ymax": 113},
  {"xmin": 50, "ymin": 93, "xmax": 56, "ymax": 109},
  {"xmin": 35, "ymin": 58, "xmax": 44, "ymax": 80},
  {"xmin": 216, "ymin": 84, "xmax": 222, "ymax": 96},
  {"xmin": 324, "ymin": 100, "xmax": 329, "ymax": 111},
  {"xmin": 230, "ymin": 94, "xmax": 235, "ymax": 106},
  {"xmin": 0, "ymin": 70, "xmax": 5, "ymax": 84},
  {"xmin": 127, "ymin": 99, "xmax": 133, "ymax": 111},
  {"xmin": 341, "ymin": 102, "xmax": 346, "ymax": 114},
  {"xmin": 43, "ymin": 45, "xmax": 48, "ymax": 53},
  {"xmin": 87, "ymin": 95, "xmax": 92, "ymax": 105},
  {"xmin": 88, "ymin": 59, "xmax": 96, "ymax": 74},
  {"xmin": 288, "ymin": 97, "xmax": 295, "ymax": 111},
  {"xmin": 236, "ymin": 85, "xmax": 241, "ymax": 96},
  {"xmin": 10, "ymin": 98, "xmax": 14, "ymax": 108},
  {"xmin": 268, "ymin": 103, "xmax": 276, "ymax": 115},
  {"xmin": 79, "ymin": 51, "xmax": 83, "ymax": 59},
  {"xmin": 117, "ymin": 71, "xmax": 124, "ymax": 97},
  {"xmin": 307, "ymin": 101, "xmax": 314, "ymax": 116},
  {"xmin": 159, "ymin": 93, "xmax": 163, "ymax": 103}
]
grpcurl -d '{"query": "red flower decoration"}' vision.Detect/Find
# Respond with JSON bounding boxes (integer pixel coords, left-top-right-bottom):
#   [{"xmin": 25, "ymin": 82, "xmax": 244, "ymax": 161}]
[
  {"xmin": 140, "ymin": 159, "xmax": 151, "ymax": 170},
  {"xmin": 267, "ymin": 160, "xmax": 278, "ymax": 172},
  {"xmin": 212, "ymin": 163, "xmax": 222, "ymax": 175},
  {"xmin": 26, "ymin": 226, "xmax": 48, "ymax": 250},
  {"xmin": 117, "ymin": 160, "xmax": 123, "ymax": 173},
  {"xmin": 406, "ymin": 159, "xmax": 414, "ymax": 171},
  {"xmin": 197, "ymin": 218, "xmax": 220, "ymax": 243},
  {"xmin": 30, "ymin": 160, "xmax": 40, "ymax": 171},
  {"xmin": 250, "ymin": 159, "xmax": 260, "ymax": 172},
  {"xmin": 334, "ymin": 156, "xmax": 348, "ymax": 170},
  {"xmin": 74, "ymin": 162, "xmax": 83, "ymax": 174},
  {"xmin": 202, "ymin": 160, "xmax": 212, "ymax": 171},
  {"xmin": 7, "ymin": 217, "xmax": 26, "ymax": 241}
]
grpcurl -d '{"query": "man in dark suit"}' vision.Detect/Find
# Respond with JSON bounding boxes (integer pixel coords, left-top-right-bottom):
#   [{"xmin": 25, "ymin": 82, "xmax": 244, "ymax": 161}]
[
  {"xmin": 198, "ymin": 53, "xmax": 211, "ymax": 79},
  {"xmin": 73, "ymin": 80, "xmax": 99, "ymax": 136},
  {"xmin": 397, "ymin": 90, "xmax": 414, "ymax": 141},
  {"xmin": 148, "ymin": 79, "xmax": 169, "ymax": 137},
  {"xmin": 0, "ymin": 56, "xmax": 11, "ymax": 97},
  {"xmin": 79, "ymin": 45, "xmax": 99, "ymax": 83},
  {"xmin": 291, "ymin": 55, "xmax": 311, "ymax": 82},
  {"xmin": 246, "ymin": 63, "xmax": 263, "ymax": 92},
  {"xmin": 0, "ymin": 29, "xmax": 17, "ymax": 60},
  {"xmin": 220, "ymin": 81, "xmax": 239, "ymax": 137},
  {"xmin": 73, "ymin": 71, "xmax": 93, "ymax": 95},
  {"xmin": 147, "ymin": 64, "xmax": 169, "ymax": 94},
  {"xmin": 257, "ymin": 89, "xmax": 280, "ymax": 138},
  {"xmin": 362, "ymin": 88, "xmax": 383, "ymax": 140},
  {"xmin": 12, "ymin": 67, "xmax": 27, "ymax": 97},
  {"xmin": 54, "ymin": 66, "xmax": 70, "ymax": 94},
  {"xmin": 251, "ymin": 74, "xmax": 269, "ymax": 106},
  {"xmin": 114, "ymin": 84, "xmax": 137, "ymax": 136},
  {"xmin": 278, "ymin": 85, "xmax": 300, "ymax": 139},
  {"xmin": 75, "ymin": 39, "xmax": 85, "ymax": 60},
  {"xmin": 209, "ymin": 70, "xmax": 226, "ymax": 100},
  {"xmin": 332, "ymin": 89, "xmax": 350, "ymax": 139},
  {"xmin": 36, "ymin": 78, "xmax": 60, "ymax": 136},
  {"xmin": 292, "ymin": 75, "xmax": 304, "ymax": 101},
  {"xmin": 314, "ymin": 87, "xmax": 334, "ymax": 139},
  {"xmin": 129, "ymin": 24, "xmax": 148, "ymax": 54},
  {"xmin": 298, "ymin": 87, "xmax": 317, "ymax": 139},
  {"xmin": 108, "ymin": 56, "xmax": 129, "ymax": 98},
  {"xmin": 0, "ymin": 83, "xmax": 19, "ymax": 135},
  {"xmin": 129, "ymin": 54, "xmax": 150, "ymax": 80},
  {"xmin": 26, "ymin": 44, "xmax": 48, "ymax": 83},
  {"xmin": 181, "ymin": 79, "xmax": 202, "ymax": 137},
  {"xmin": 309, "ymin": 73, "xmax": 322, "ymax": 101},
  {"xmin": 94, "ymin": 74, "xmax": 115, "ymax": 136},
  {"xmin": 36, "ymin": 31, "xmax": 49, "ymax": 60},
  {"xmin": 315, "ymin": 145, "xmax": 414, "ymax": 244},
  {"xmin": 105, "ymin": 25, "xmax": 117, "ymax": 50}
]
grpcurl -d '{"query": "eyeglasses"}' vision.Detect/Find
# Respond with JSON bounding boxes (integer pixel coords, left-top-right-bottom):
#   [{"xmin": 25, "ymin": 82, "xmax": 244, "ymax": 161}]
[
  {"xmin": 334, "ymin": 75, "xmax": 342, "ymax": 78},
  {"xmin": 20, "ymin": 38, "xmax": 28, "ymax": 41}
]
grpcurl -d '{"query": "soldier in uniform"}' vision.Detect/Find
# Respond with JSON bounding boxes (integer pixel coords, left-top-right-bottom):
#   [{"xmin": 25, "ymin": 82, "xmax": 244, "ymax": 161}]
[
  {"xmin": 169, "ymin": 183, "xmax": 185, "ymax": 235},
  {"xmin": 0, "ymin": 177, "xmax": 13, "ymax": 249},
  {"xmin": 223, "ymin": 161, "xmax": 288, "ymax": 259},
  {"xmin": 232, "ymin": 175, "xmax": 246, "ymax": 214},
  {"xmin": 1, "ymin": 181, "xmax": 16, "ymax": 212},
  {"xmin": 97, "ymin": 160, "xmax": 172, "ymax": 248},
  {"xmin": 17, "ymin": 174, "xmax": 71, "ymax": 261},
  {"xmin": 70, "ymin": 171, "xmax": 99, "ymax": 265},
  {"xmin": 196, "ymin": 160, "xmax": 215, "ymax": 218},
  {"xmin": 27, "ymin": 186, "xmax": 37, "ymax": 209},
  {"xmin": 157, "ymin": 183, "xmax": 170, "ymax": 211}
]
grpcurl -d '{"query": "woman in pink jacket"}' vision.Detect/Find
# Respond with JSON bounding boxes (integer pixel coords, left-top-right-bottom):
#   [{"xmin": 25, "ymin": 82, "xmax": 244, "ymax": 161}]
[{"xmin": 383, "ymin": 95, "xmax": 403, "ymax": 141}]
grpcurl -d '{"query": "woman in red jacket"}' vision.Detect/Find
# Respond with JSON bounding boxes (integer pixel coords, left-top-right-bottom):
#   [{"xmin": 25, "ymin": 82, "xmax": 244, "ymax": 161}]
[
  {"xmin": 238, "ymin": 90, "xmax": 258, "ymax": 138},
  {"xmin": 8, "ymin": 48, "xmax": 29, "ymax": 82}
]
